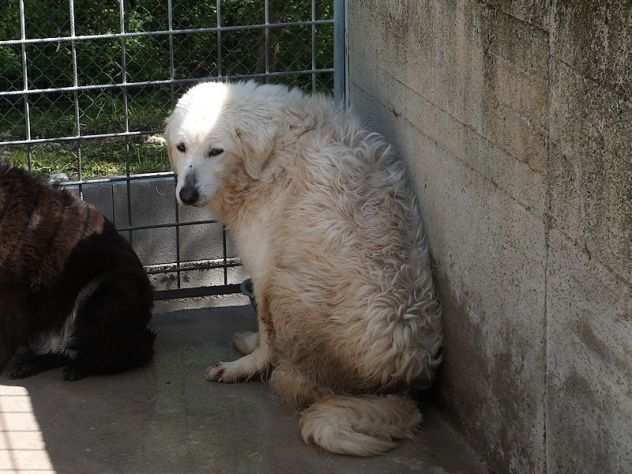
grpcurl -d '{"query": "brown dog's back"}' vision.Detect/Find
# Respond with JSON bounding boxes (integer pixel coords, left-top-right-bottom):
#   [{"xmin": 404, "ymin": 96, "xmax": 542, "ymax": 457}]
[{"xmin": 0, "ymin": 164, "xmax": 104, "ymax": 289}]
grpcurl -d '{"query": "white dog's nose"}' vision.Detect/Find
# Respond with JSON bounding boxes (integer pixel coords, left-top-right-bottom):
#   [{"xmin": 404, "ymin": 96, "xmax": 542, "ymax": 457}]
[{"xmin": 179, "ymin": 185, "xmax": 199, "ymax": 205}]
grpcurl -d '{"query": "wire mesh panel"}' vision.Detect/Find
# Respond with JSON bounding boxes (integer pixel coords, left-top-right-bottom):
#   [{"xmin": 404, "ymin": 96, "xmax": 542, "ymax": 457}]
[{"xmin": 0, "ymin": 0, "xmax": 344, "ymax": 299}]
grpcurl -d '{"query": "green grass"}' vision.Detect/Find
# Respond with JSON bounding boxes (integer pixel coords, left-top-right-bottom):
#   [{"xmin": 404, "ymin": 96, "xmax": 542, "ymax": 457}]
[
  {"xmin": 3, "ymin": 139, "xmax": 169, "ymax": 181},
  {"xmin": 1, "ymin": 95, "xmax": 172, "ymax": 180}
]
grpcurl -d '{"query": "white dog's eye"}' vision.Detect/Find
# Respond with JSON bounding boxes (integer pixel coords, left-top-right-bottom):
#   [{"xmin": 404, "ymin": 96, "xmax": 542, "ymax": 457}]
[
  {"xmin": 176, "ymin": 142, "xmax": 186, "ymax": 153},
  {"xmin": 208, "ymin": 147, "xmax": 224, "ymax": 157}
]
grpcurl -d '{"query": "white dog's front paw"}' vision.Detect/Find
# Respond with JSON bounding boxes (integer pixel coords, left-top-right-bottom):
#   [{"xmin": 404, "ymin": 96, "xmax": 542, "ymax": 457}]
[
  {"xmin": 205, "ymin": 363, "xmax": 223, "ymax": 382},
  {"xmin": 205, "ymin": 362, "xmax": 234, "ymax": 383},
  {"xmin": 205, "ymin": 358, "xmax": 253, "ymax": 383},
  {"xmin": 205, "ymin": 346, "xmax": 271, "ymax": 384}
]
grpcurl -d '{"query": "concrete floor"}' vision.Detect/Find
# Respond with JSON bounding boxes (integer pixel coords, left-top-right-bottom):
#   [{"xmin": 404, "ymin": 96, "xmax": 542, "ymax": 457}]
[{"xmin": 1, "ymin": 305, "xmax": 487, "ymax": 474}]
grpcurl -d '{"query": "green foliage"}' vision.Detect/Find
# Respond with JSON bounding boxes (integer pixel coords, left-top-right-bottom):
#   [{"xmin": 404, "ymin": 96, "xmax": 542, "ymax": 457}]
[{"xmin": 0, "ymin": 1, "xmax": 335, "ymax": 176}]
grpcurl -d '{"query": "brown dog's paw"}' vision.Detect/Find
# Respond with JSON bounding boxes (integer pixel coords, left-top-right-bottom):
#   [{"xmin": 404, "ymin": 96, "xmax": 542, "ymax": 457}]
[
  {"xmin": 6, "ymin": 362, "xmax": 37, "ymax": 379},
  {"xmin": 6, "ymin": 352, "xmax": 68, "ymax": 379},
  {"xmin": 62, "ymin": 365, "xmax": 86, "ymax": 382}
]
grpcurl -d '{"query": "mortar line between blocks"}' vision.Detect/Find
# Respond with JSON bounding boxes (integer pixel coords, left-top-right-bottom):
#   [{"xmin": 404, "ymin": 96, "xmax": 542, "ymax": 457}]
[
  {"xmin": 543, "ymin": 19, "xmax": 554, "ymax": 474},
  {"xmin": 349, "ymin": 83, "xmax": 542, "ymax": 221}
]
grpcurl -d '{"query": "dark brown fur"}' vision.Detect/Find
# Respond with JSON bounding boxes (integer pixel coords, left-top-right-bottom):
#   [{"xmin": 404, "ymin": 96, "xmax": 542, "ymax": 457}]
[
  {"xmin": 0, "ymin": 165, "xmax": 104, "ymax": 289},
  {"xmin": 0, "ymin": 164, "xmax": 155, "ymax": 380}
]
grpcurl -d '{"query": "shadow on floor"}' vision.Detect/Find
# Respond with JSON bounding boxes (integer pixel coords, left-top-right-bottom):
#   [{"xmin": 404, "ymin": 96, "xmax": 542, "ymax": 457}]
[{"xmin": 0, "ymin": 305, "xmax": 487, "ymax": 474}]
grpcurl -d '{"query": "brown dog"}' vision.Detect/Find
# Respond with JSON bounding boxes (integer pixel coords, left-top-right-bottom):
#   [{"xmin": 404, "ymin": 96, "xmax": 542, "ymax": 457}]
[{"xmin": 0, "ymin": 164, "xmax": 155, "ymax": 380}]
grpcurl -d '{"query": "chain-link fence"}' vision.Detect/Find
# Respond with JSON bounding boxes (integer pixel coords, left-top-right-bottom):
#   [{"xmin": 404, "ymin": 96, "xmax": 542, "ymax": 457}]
[{"xmin": 0, "ymin": 0, "xmax": 345, "ymax": 299}]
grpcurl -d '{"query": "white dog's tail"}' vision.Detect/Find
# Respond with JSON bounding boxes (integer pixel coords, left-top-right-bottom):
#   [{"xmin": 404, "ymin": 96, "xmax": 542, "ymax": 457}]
[{"xmin": 299, "ymin": 394, "xmax": 421, "ymax": 456}]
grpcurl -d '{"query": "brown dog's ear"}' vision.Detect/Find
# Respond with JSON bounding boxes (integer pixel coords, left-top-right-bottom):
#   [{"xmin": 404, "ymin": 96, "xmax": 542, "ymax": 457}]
[{"xmin": 234, "ymin": 124, "xmax": 277, "ymax": 180}]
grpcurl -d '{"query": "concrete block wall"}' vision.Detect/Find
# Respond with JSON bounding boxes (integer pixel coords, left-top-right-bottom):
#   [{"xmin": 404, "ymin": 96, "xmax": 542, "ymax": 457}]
[{"xmin": 347, "ymin": 1, "xmax": 632, "ymax": 473}]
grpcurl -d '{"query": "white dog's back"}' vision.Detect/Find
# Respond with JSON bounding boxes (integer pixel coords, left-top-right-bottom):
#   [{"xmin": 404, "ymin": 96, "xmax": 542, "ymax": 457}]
[{"xmin": 268, "ymin": 132, "xmax": 442, "ymax": 386}]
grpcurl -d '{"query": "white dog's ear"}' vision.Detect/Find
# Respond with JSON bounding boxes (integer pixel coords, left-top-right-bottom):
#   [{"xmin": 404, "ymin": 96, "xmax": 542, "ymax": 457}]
[
  {"xmin": 233, "ymin": 124, "xmax": 277, "ymax": 180},
  {"xmin": 165, "ymin": 141, "xmax": 176, "ymax": 170}
]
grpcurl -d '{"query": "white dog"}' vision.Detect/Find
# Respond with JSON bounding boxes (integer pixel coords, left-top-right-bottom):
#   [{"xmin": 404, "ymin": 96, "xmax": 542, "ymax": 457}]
[{"xmin": 165, "ymin": 81, "xmax": 443, "ymax": 456}]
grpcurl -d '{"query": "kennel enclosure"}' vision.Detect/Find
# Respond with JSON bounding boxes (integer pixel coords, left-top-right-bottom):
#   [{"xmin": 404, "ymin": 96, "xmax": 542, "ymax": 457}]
[{"xmin": 0, "ymin": 0, "xmax": 346, "ymax": 300}]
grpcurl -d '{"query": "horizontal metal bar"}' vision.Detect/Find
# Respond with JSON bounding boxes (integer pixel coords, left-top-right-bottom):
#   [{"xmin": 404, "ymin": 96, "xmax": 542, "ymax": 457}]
[
  {"xmin": 60, "ymin": 171, "xmax": 174, "ymax": 186},
  {"xmin": 0, "ymin": 130, "xmax": 150, "ymax": 146},
  {"xmin": 0, "ymin": 19, "xmax": 335, "ymax": 46},
  {"xmin": 154, "ymin": 284, "xmax": 242, "ymax": 301},
  {"xmin": 117, "ymin": 219, "xmax": 219, "ymax": 232},
  {"xmin": 0, "ymin": 68, "xmax": 335, "ymax": 98},
  {"xmin": 144, "ymin": 257, "xmax": 241, "ymax": 275}
]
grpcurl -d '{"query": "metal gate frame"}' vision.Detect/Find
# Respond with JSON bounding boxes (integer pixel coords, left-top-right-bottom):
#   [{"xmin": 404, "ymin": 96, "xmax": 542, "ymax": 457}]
[{"xmin": 0, "ymin": 0, "xmax": 346, "ymax": 300}]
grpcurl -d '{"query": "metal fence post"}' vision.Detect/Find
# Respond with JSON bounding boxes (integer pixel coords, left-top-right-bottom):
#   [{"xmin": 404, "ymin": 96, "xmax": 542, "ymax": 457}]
[{"xmin": 334, "ymin": 0, "xmax": 346, "ymax": 106}]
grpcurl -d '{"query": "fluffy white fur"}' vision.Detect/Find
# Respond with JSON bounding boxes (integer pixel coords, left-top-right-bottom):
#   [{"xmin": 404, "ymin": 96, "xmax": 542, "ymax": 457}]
[{"xmin": 165, "ymin": 80, "xmax": 444, "ymax": 456}]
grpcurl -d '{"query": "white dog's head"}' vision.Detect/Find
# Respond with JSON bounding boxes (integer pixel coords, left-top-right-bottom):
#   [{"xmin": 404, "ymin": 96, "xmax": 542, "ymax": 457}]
[{"xmin": 164, "ymin": 81, "xmax": 286, "ymax": 207}]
